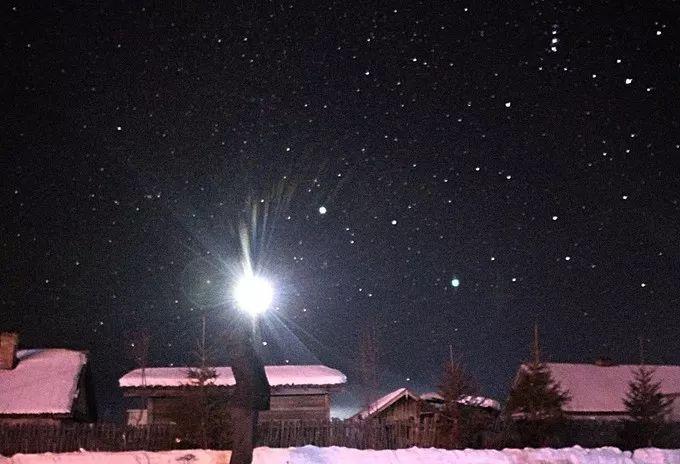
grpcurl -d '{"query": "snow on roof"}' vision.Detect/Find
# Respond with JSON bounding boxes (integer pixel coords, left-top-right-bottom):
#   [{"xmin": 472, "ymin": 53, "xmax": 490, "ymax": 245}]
[
  {"xmin": 0, "ymin": 349, "xmax": 87, "ymax": 416},
  {"xmin": 420, "ymin": 392, "xmax": 500, "ymax": 410},
  {"xmin": 458, "ymin": 395, "xmax": 501, "ymax": 410},
  {"xmin": 354, "ymin": 388, "xmax": 419, "ymax": 420},
  {"xmin": 420, "ymin": 392, "xmax": 444, "ymax": 402},
  {"xmin": 119, "ymin": 365, "xmax": 346, "ymax": 388},
  {"xmin": 545, "ymin": 362, "xmax": 680, "ymax": 413}
]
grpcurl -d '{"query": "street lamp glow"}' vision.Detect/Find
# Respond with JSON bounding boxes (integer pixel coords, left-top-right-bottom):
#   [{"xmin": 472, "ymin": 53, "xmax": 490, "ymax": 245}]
[{"xmin": 234, "ymin": 274, "xmax": 273, "ymax": 316}]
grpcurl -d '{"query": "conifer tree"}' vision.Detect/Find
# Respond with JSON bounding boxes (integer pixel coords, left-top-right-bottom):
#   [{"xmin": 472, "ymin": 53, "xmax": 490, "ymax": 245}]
[
  {"xmin": 126, "ymin": 330, "xmax": 150, "ymax": 426},
  {"xmin": 505, "ymin": 326, "xmax": 570, "ymax": 447},
  {"xmin": 180, "ymin": 316, "xmax": 230, "ymax": 449},
  {"xmin": 436, "ymin": 351, "xmax": 479, "ymax": 448},
  {"xmin": 619, "ymin": 366, "xmax": 672, "ymax": 448}
]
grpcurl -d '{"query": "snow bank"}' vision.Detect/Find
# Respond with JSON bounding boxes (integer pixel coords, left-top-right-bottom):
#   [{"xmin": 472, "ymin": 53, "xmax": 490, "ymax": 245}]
[
  {"xmin": 506, "ymin": 446, "xmax": 634, "ymax": 464},
  {"xmin": 3, "ymin": 446, "xmax": 673, "ymax": 464},
  {"xmin": 633, "ymin": 448, "xmax": 680, "ymax": 464},
  {"xmin": 11, "ymin": 450, "xmax": 230, "ymax": 464},
  {"xmin": 256, "ymin": 445, "xmax": 635, "ymax": 464}
]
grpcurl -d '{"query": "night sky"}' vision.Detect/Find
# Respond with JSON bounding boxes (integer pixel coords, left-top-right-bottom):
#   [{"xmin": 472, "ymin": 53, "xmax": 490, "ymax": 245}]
[{"xmin": 3, "ymin": 1, "xmax": 680, "ymax": 419}]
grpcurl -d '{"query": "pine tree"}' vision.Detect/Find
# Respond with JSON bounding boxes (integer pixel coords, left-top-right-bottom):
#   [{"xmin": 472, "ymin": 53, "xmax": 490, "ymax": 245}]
[
  {"xmin": 436, "ymin": 354, "xmax": 479, "ymax": 448},
  {"xmin": 126, "ymin": 330, "xmax": 151, "ymax": 426},
  {"xmin": 182, "ymin": 316, "xmax": 230, "ymax": 449},
  {"xmin": 619, "ymin": 366, "xmax": 672, "ymax": 448},
  {"xmin": 504, "ymin": 326, "xmax": 570, "ymax": 447}
]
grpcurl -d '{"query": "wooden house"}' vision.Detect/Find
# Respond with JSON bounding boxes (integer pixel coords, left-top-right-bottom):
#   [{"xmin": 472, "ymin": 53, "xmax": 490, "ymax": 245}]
[
  {"xmin": 0, "ymin": 333, "xmax": 95, "ymax": 425},
  {"xmin": 525, "ymin": 361, "xmax": 680, "ymax": 421},
  {"xmin": 353, "ymin": 388, "xmax": 500, "ymax": 423},
  {"xmin": 351, "ymin": 388, "xmax": 423, "ymax": 421},
  {"xmin": 119, "ymin": 364, "xmax": 346, "ymax": 425}
]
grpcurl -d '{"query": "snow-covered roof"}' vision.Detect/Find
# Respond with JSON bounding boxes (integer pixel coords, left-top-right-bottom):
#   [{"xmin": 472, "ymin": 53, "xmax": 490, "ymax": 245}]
[
  {"xmin": 420, "ymin": 392, "xmax": 500, "ymax": 410},
  {"xmin": 354, "ymin": 388, "xmax": 419, "ymax": 420},
  {"xmin": 458, "ymin": 395, "xmax": 501, "ymax": 410},
  {"xmin": 545, "ymin": 362, "xmax": 680, "ymax": 413},
  {"xmin": 0, "ymin": 349, "xmax": 87, "ymax": 416},
  {"xmin": 119, "ymin": 365, "xmax": 347, "ymax": 388},
  {"xmin": 420, "ymin": 392, "xmax": 444, "ymax": 402}
]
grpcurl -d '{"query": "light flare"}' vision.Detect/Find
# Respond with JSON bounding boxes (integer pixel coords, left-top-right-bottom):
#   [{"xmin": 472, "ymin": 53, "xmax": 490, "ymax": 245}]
[{"xmin": 233, "ymin": 273, "xmax": 274, "ymax": 316}]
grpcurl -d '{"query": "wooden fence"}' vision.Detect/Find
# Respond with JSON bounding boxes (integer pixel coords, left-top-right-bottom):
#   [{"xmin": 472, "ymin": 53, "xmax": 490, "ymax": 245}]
[
  {"xmin": 257, "ymin": 417, "xmax": 439, "ymax": 449},
  {"xmin": 0, "ymin": 423, "xmax": 177, "ymax": 456},
  {"xmin": 0, "ymin": 418, "xmax": 441, "ymax": 455}
]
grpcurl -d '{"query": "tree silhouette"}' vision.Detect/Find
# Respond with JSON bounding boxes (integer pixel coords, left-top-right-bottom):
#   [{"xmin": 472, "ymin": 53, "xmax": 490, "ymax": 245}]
[
  {"xmin": 504, "ymin": 326, "xmax": 569, "ymax": 447},
  {"xmin": 175, "ymin": 316, "xmax": 231, "ymax": 449},
  {"xmin": 619, "ymin": 366, "xmax": 672, "ymax": 448},
  {"xmin": 125, "ymin": 329, "xmax": 151, "ymax": 426},
  {"xmin": 436, "ymin": 355, "xmax": 480, "ymax": 448}
]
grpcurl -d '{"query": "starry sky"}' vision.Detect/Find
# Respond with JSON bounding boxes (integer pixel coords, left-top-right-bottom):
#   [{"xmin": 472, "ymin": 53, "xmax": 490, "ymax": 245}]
[{"xmin": 2, "ymin": 1, "xmax": 680, "ymax": 419}]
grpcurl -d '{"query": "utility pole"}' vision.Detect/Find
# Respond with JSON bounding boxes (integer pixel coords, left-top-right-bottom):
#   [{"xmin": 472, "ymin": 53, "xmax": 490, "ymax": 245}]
[
  {"xmin": 359, "ymin": 326, "xmax": 379, "ymax": 410},
  {"xmin": 229, "ymin": 316, "xmax": 270, "ymax": 464},
  {"xmin": 201, "ymin": 315, "xmax": 207, "ymax": 369},
  {"xmin": 532, "ymin": 323, "xmax": 541, "ymax": 365},
  {"xmin": 639, "ymin": 336, "xmax": 645, "ymax": 366}
]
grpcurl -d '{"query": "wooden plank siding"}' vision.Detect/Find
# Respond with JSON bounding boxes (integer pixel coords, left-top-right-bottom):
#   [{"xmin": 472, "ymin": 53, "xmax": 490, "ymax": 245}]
[
  {"xmin": 371, "ymin": 396, "xmax": 421, "ymax": 422},
  {"xmin": 260, "ymin": 394, "xmax": 330, "ymax": 421},
  {"xmin": 142, "ymin": 393, "xmax": 331, "ymax": 424}
]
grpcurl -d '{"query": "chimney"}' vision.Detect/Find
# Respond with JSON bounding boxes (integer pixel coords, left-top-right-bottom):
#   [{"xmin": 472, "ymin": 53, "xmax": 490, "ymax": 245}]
[
  {"xmin": 0, "ymin": 332, "xmax": 19, "ymax": 369},
  {"xmin": 594, "ymin": 356, "xmax": 616, "ymax": 367}
]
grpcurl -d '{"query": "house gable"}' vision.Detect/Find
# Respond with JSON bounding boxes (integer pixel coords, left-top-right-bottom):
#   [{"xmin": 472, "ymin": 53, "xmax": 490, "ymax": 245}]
[{"xmin": 352, "ymin": 388, "xmax": 421, "ymax": 420}]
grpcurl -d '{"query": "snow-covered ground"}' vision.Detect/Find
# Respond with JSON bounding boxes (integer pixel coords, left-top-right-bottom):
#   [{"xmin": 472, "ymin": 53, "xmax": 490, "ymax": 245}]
[{"xmin": 5, "ymin": 446, "xmax": 680, "ymax": 464}]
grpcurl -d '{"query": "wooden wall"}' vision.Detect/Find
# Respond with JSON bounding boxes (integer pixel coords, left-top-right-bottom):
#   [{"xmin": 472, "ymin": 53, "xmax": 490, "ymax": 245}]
[
  {"xmin": 147, "ymin": 397, "xmax": 180, "ymax": 424},
  {"xmin": 260, "ymin": 394, "xmax": 330, "ymax": 421},
  {"xmin": 372, "ymin": 396, "xmax": 421, "ymax": 422},
  {"xmin": 143, "ymin": 393, "xmax": 330, "ymax": 425}
]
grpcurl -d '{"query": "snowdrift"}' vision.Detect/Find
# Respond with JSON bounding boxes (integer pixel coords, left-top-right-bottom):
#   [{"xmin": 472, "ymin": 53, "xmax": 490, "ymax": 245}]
[
  {"xmin": 8, "ymin": 450, "xmax": 226, "ymax": 464},
  {"xmin": 6, "ymin": 446, "xmax": 680, "ymax": 464}
]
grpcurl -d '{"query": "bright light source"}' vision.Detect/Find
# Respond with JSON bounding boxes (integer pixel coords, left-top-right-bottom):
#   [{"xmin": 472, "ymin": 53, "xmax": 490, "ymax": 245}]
[
  {"xmin": 451, "ymin": 278, "xmax": 460, "ymax": 288},
  {"xmin": 234, "ymin": 274, "xmax": 273, "ymax": 316}
]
